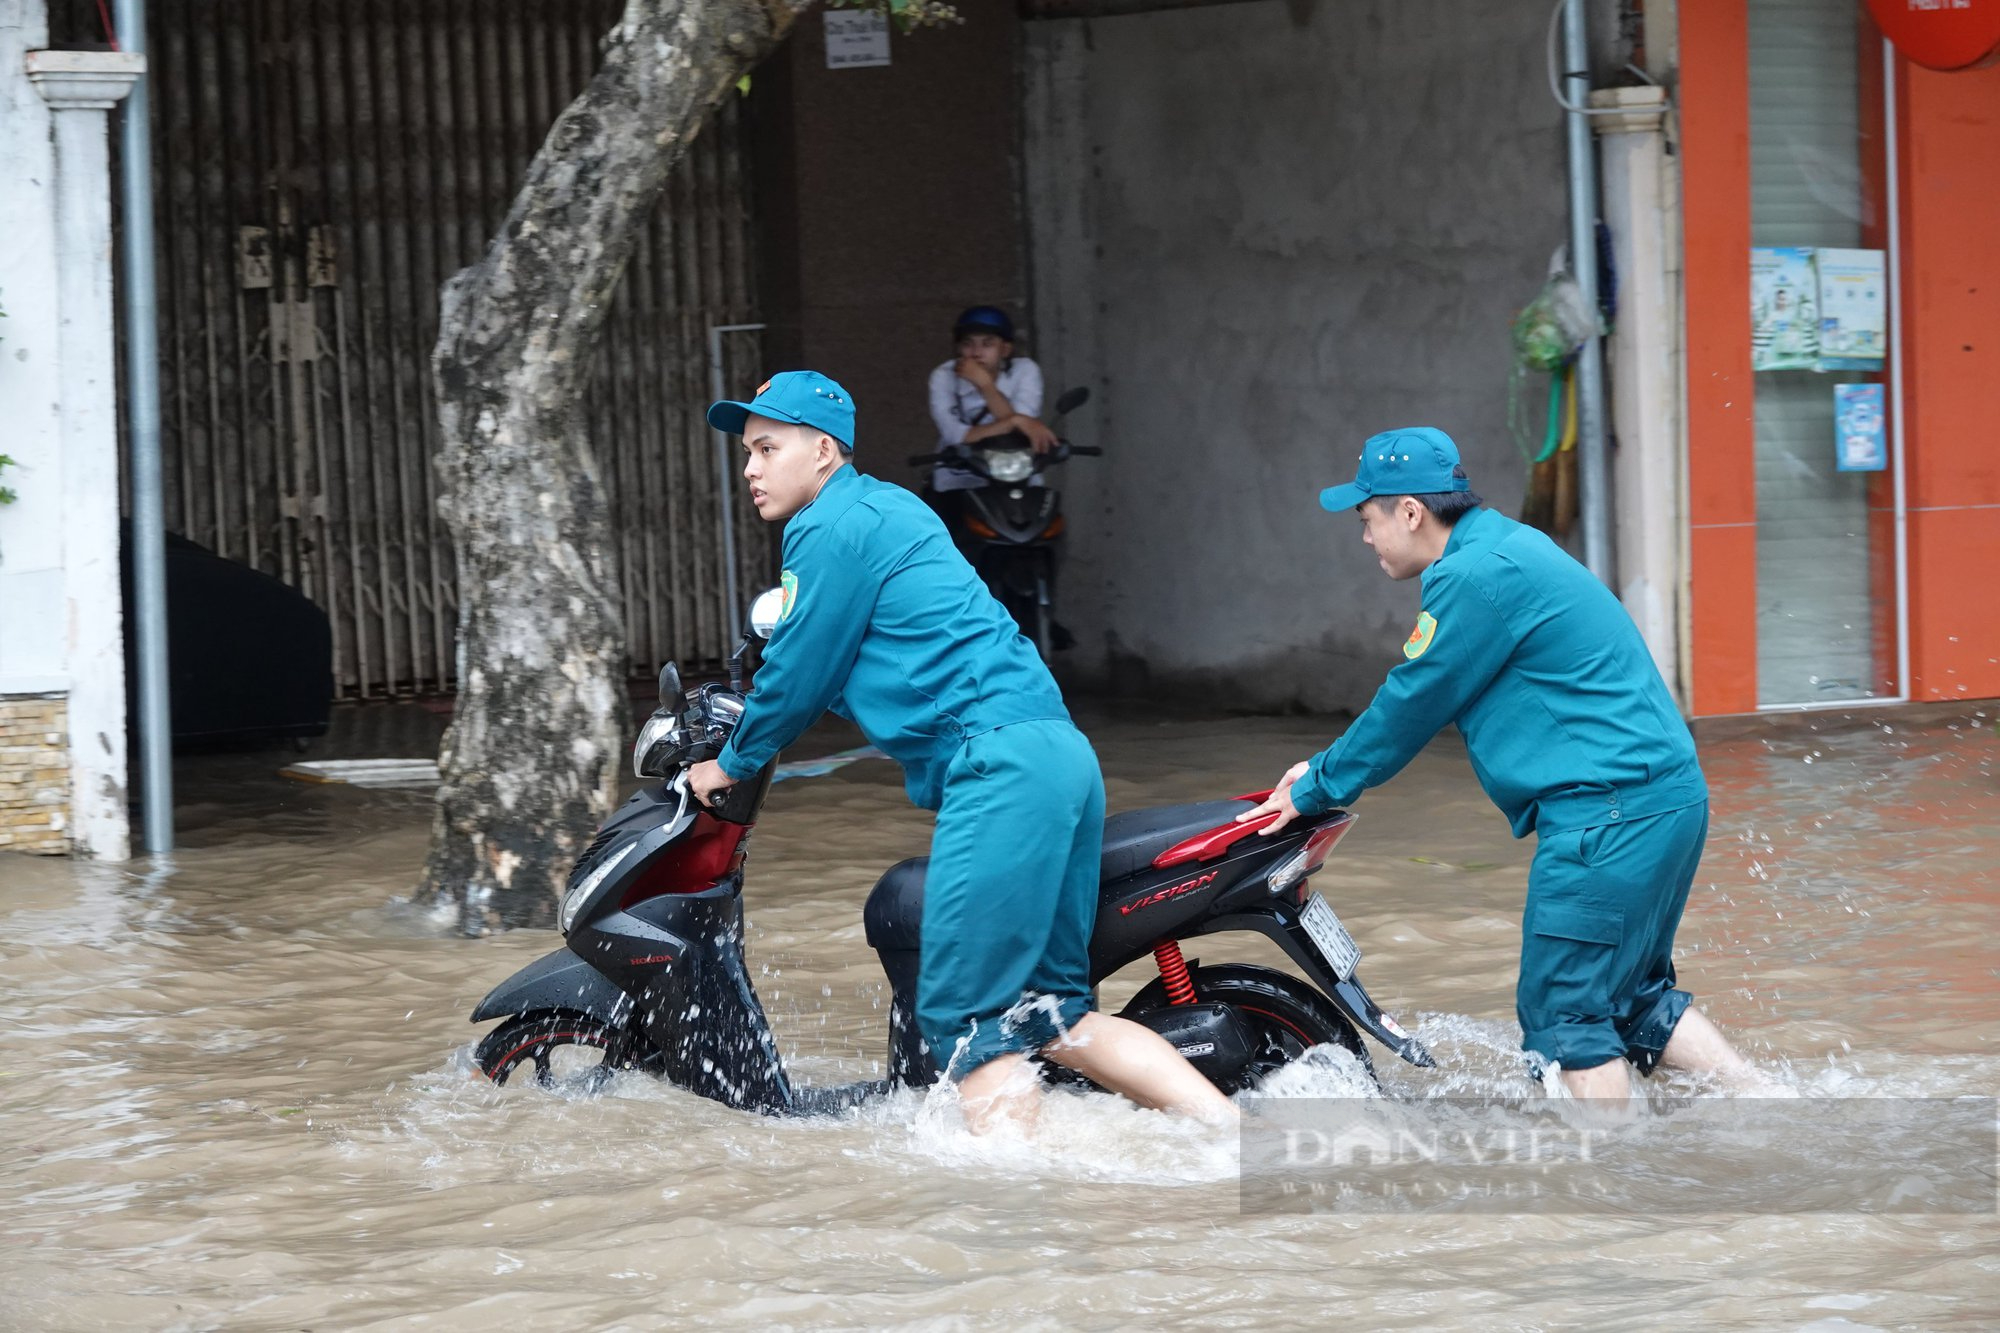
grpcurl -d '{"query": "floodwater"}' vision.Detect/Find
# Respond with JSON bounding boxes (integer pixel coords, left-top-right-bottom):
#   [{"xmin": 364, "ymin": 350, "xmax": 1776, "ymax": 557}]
[{"xmin": 3, "ymin": 701, "xmax": 1997, "ymax": 1329}]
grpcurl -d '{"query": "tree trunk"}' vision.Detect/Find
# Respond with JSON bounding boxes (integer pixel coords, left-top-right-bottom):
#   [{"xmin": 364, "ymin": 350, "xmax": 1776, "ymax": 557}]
[{"xmin": 421, "ymin": 0, "xmax": 808, "ymax": 933}]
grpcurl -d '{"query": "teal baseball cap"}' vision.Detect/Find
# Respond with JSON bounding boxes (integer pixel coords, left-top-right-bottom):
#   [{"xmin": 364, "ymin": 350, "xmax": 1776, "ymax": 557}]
[
  {"xmin": 707, "ymin": 370, "xmax": 856, "ymax": 448},
  {"xmin": 1318, "ymin": 427, "xmax": 1470, "ymax": 512}
]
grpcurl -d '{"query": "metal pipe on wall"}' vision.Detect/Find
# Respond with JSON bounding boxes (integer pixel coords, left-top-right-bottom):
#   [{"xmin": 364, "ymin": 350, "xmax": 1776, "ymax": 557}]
[
  {"xmin": 1562, "ymin": 0, "xmax": 1613, "ymax": 585},
  {"xmin": 1884, "ymin": 39, "xmax": 1911, "ymax": 703},
  {"xmin": 114, "ymin": 0, "xmax": 174, "ymax": 854}
]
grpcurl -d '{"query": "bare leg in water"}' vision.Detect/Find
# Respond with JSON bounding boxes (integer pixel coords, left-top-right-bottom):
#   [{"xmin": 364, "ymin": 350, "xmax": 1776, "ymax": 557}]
[
  {"xmin": 957, "ymin": 1012, "xmax": 1239, "ymax": 1136},
  {"xmin": 1560, "ymin": 1006, "xmax": 1771, "ymax": 1104}
]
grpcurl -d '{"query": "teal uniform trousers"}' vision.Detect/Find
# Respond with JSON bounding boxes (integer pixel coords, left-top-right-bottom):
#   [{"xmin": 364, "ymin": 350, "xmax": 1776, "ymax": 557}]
[
  {"xmin": 922, "ymin": 720, "xmax": 1104, "ymax": 1075},
  {"xmin": 718, "ymin": 464, "xmax": 1102, "ymax": 1078}
]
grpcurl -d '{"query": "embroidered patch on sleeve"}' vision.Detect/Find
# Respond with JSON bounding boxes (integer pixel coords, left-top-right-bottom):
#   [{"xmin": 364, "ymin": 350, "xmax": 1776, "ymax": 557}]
[
  {"xmin": 780, "ymin": 569, "xmax": 798, "ymax": 620},
  {"xmin": 1403, "ymin": 610, "xmax": 1438, "ymax": 660}
]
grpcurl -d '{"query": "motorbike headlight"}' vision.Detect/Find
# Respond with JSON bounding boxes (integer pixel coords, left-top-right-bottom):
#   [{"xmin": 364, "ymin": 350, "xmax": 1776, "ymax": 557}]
[
  {"xmin": 633, "ymin": 711, "xmax": 676, "ymax": 778},
  {"xmin": 984, "ymin": 448, "xmax": 1034, "ymax": 484},
  {"xmin": 560, "ymin": 841, "xmax": 638, "ymax": 934}
]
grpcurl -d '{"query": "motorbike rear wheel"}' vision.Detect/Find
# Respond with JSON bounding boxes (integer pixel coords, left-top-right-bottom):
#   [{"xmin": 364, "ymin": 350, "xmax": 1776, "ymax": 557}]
[
  {"xmin": 474, "ymin": 1010, "xmax": 640, "ymax": 1092},
  {"xmin": 1120, "ymin": 963, "xmax": 1373, "ymax": 1094}
]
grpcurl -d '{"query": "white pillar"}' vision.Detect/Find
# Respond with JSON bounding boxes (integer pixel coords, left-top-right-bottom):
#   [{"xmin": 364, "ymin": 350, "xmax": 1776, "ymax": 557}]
[
  {"xmin": 26, "ymin": 49, "xmax": 145, "ymax": 861},
  {"xmin": 1592, "ymin": 86, "xmax": 1684, "ymax": 707}
]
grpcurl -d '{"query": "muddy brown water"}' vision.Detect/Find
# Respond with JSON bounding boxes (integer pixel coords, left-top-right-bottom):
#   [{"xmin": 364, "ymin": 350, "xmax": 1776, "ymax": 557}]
[{"xmin": 3, "ymin": 702, "xmax": 1997, "ymax": 1329}]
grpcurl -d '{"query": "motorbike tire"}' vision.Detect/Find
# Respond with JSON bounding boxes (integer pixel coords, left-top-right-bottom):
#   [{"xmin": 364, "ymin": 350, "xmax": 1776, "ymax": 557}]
[
  {"xmin": 474, "ymin": 1010, "xmax": 640, "ymax": 1091},
  {"xmin": 1120, "ymin": 963, "xmax": 1374, "ymax": 1093},
  {"xmin": 1032, "ymin": 597, "xmax": 1053, "ymax": 663}
]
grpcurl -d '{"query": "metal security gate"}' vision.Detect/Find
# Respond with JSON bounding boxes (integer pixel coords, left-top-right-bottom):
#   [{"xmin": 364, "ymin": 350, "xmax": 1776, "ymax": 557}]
[{"xmin": 66, "ymin": 0, "xmax": 775, "ymax": 697}]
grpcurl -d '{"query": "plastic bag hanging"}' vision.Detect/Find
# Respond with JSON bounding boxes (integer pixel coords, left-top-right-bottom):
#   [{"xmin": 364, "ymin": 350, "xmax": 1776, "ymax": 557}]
[
  {"xmin": 1511, "ymin": 262, "xmax": 1602, "ymax": 374},
  {"xmin": 1511, "ymin": 246, "xmax": 1603, "ymax": 535}
]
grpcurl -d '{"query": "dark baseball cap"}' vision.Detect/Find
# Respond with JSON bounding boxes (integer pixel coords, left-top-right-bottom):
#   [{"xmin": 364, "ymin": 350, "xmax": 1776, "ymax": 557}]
[{"xmin": 952, "ymin": 305, "xmax": 1016, "ymax": 342}]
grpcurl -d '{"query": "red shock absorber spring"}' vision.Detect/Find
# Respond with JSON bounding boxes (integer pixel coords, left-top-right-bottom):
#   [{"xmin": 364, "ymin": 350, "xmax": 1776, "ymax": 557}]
[{"xmin": 1153, "ymin": 940, "xmax": 1197, "ymax": 1006}]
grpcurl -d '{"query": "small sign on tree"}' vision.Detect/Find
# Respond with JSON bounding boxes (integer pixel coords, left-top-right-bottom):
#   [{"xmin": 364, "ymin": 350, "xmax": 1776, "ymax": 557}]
[{"xmin": 825, "ymin": 10, "xmax": 891, "ymax": 68}]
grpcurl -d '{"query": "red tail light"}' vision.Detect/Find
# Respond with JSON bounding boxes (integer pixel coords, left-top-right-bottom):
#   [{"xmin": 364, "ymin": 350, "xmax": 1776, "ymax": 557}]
[{"xmin": 1268, "ymin": 814, "xmax": 1357, "ymax": 902}]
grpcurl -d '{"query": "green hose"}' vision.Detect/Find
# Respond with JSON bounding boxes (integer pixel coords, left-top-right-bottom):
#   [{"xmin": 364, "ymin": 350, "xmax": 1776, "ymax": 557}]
[{"xmin": 1534, "ymin": 372, "xmax": 1564, "ymax": 464}]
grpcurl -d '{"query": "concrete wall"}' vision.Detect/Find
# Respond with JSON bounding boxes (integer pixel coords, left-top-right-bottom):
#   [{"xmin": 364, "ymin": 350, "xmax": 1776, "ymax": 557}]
[
  {"xmin": 1, "ymin": 0, "xmax": 75, "ymax": 856},
  {"xmin": 0, "ymin": 0, "xmax": 136, "ymax": 858},
  {"xmin": 749, "ymin": 0, "xmax": 1027, "ymax": 458},
  {"xmin": 1025, "ymin": 0, "xmax": 1575, "ymax": 713},
  {"xmin": 0, "ymin": 1, "xmax": 68, "ymax": 696}
]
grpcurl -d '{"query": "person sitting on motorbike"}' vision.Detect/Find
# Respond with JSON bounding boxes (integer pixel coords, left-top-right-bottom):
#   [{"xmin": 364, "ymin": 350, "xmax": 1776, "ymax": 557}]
[
  {"xmin": 690, "ymin": 371, "xmax": 1235, "ymax": 1136},
  {"xmin": 926, "ymin": 305, "xmax": 1059, "ymax": 495}
]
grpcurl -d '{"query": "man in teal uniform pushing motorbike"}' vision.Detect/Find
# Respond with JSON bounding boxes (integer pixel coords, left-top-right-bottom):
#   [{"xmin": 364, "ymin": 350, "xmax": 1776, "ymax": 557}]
[
  {"xmin": 1240, "ymin": 427, "xmax": 1759, "ymax": 1104},
  {"xmin": 688, "ymin": 371, "xmax": 1234, "ymax": 1134}
]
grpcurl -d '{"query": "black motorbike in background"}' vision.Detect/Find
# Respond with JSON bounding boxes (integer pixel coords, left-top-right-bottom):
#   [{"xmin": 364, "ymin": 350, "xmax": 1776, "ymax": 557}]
[
  {"xmin": 910, "ymin": 386, "xmax": 1098, "ymax": 661},
  {"xmin": 468, "ymin": 590, "xmax": 1434, "ymax": 1113}
]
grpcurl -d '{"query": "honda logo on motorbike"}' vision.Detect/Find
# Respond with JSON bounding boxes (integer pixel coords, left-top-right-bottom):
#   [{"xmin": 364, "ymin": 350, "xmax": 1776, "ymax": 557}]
[{"xmin": 1119, "ymin": 871, "xmax": 1218, "ymax": 915}]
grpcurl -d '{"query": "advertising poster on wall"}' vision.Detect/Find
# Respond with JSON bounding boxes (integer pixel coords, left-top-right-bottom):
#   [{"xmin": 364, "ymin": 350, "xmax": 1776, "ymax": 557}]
[
  {"xmin": 1835, "ymin": 383, "xmax": 1887, "ymax": 472},
  {"xmin": 1815, "ymin": 248, "xmax": 1888, "ymax": 371},
  {"xmin": 1751, "ymin": 247, "xmax": 1819, "ymax": 370}
]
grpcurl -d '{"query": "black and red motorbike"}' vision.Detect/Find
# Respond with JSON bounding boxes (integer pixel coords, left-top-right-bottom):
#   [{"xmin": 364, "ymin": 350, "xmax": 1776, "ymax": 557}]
[
  {"xmin": 911, "ymin": 386, "xmax": 1097, "ymax": 661},
  {"xmin": 469, "ymin": 591, "xmax": 1433, "ymax": 1111}
]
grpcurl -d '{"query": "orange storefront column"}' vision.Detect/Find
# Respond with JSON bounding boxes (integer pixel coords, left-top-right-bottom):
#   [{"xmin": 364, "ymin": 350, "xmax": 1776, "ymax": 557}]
[
  {"xmin": 1897, "ymin": 57, "xmax": 2000, "ymax": 702},
  {"xmin": 1679, "ymin": 2, "xmax": 1759, "ymax": 715}
]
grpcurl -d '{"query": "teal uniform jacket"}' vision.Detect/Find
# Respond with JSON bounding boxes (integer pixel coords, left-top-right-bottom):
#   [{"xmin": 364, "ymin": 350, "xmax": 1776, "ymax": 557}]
[
  {"xmin": 717, "ymin": 465, "xmax": 1070, "ymax": 808},
  {"xmin": 1289, "ymin": 505, "xmax": 1705, "ymax": 836}
]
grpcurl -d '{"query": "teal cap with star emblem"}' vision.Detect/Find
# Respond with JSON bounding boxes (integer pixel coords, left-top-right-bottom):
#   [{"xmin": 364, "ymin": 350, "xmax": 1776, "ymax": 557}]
[
  {"xmin": 707, "ymin": 370, "xmax": 856, "ymax": 448},
  {"xmin": 1319, "ymin": 426, "xmax": 1470, "ymax": 512}
]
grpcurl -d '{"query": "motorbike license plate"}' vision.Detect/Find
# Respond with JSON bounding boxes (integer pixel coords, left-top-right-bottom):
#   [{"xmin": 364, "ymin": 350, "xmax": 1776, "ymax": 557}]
[{"xmin": 1300, "ymin": 892, "xmax": 1361, "ymax": 981}]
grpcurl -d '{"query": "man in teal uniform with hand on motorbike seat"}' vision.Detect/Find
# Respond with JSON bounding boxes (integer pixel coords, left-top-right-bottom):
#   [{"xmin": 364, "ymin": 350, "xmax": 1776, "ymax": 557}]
[
  {"xmin": 688, "ymin": 371, "xmax": 1235, "ymax": 1134},
  {"xmin": 1240, "ymin": 427, "xmax": 1762, "ymax": 1106}
]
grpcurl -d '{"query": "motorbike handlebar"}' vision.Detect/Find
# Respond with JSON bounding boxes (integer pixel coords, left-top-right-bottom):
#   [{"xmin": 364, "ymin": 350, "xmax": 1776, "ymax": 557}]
[{"xmin": 905, "ymin": 444, "xmax": 1103, "ymax": 469}]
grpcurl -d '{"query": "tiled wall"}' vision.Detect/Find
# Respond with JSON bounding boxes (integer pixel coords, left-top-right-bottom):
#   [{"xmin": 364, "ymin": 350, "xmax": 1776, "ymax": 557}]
[{"xmin": 0, "ymin": 694, "xmax": 69, "ymax": 855}]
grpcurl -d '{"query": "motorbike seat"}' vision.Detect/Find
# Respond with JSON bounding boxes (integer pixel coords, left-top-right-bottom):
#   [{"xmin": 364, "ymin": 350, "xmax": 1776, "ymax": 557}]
[
  {"xmin": 1095, "ymin": 800, "xmax": 1255, "ymax": 881},
  {"xmin": 862, "ymin": 800, "xmax": 1255, "ymax": 953}
]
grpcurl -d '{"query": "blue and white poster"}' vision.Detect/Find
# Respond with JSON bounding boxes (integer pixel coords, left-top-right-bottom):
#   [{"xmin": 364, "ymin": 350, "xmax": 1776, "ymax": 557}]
[
  {"xmin": 1751, "ymin": 248, "xmax": 1819, "ymax": 370},
  {"xmin": 1815, "ymin": 249, "xmax": 1888, "ymax": 372},
  {"xmin": 1834, "ymin": 383, "xmax": 1887, "ymax": 473}
]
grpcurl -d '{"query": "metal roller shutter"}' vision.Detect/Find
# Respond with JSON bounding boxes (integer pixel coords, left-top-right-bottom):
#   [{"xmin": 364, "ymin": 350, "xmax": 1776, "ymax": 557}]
[
  {"xmin": 57, "ymin": 0, "xmax": 774, "ymax": 699},
  {"xmin": 1747, "ymin": 0, "xmax": 1883, "ymax": 705}
]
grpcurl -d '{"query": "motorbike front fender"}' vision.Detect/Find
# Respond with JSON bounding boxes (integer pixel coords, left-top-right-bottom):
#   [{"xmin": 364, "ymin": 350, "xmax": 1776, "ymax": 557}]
[{"xmin": 469, "ymin": 948, "xmax": 634, "ymax": 1027}]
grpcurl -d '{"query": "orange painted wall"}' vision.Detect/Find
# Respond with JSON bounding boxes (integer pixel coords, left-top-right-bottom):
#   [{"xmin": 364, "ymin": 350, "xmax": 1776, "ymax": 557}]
[
  {"xmin": 1896, "ymin": 57, "xmax": 2000, "ymax": 703},
  {"xmin": 1678, "ymin": 7, "xmax": 2000, "ymax": 714},
  {"xmin": 1679, "ymin": 1, "xmax": 1759, "ymax": 716}
]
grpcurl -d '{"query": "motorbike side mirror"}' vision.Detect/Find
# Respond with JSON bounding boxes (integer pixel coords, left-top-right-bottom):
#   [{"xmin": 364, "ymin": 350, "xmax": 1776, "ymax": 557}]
[
  {"xmin": 1054, "ymin": 386, "xmax": 1090, "ymax": 416},
  {"xmin": 726, "ymin": 586, "xmax": 785, "ymax": 694},
  {"xmin": 747, "ymin": 586, "xmax": 785, "ymax": 641},
  {"xmin": 658, "ymin": 660, "xmax": 683, "ymax": 707}
]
